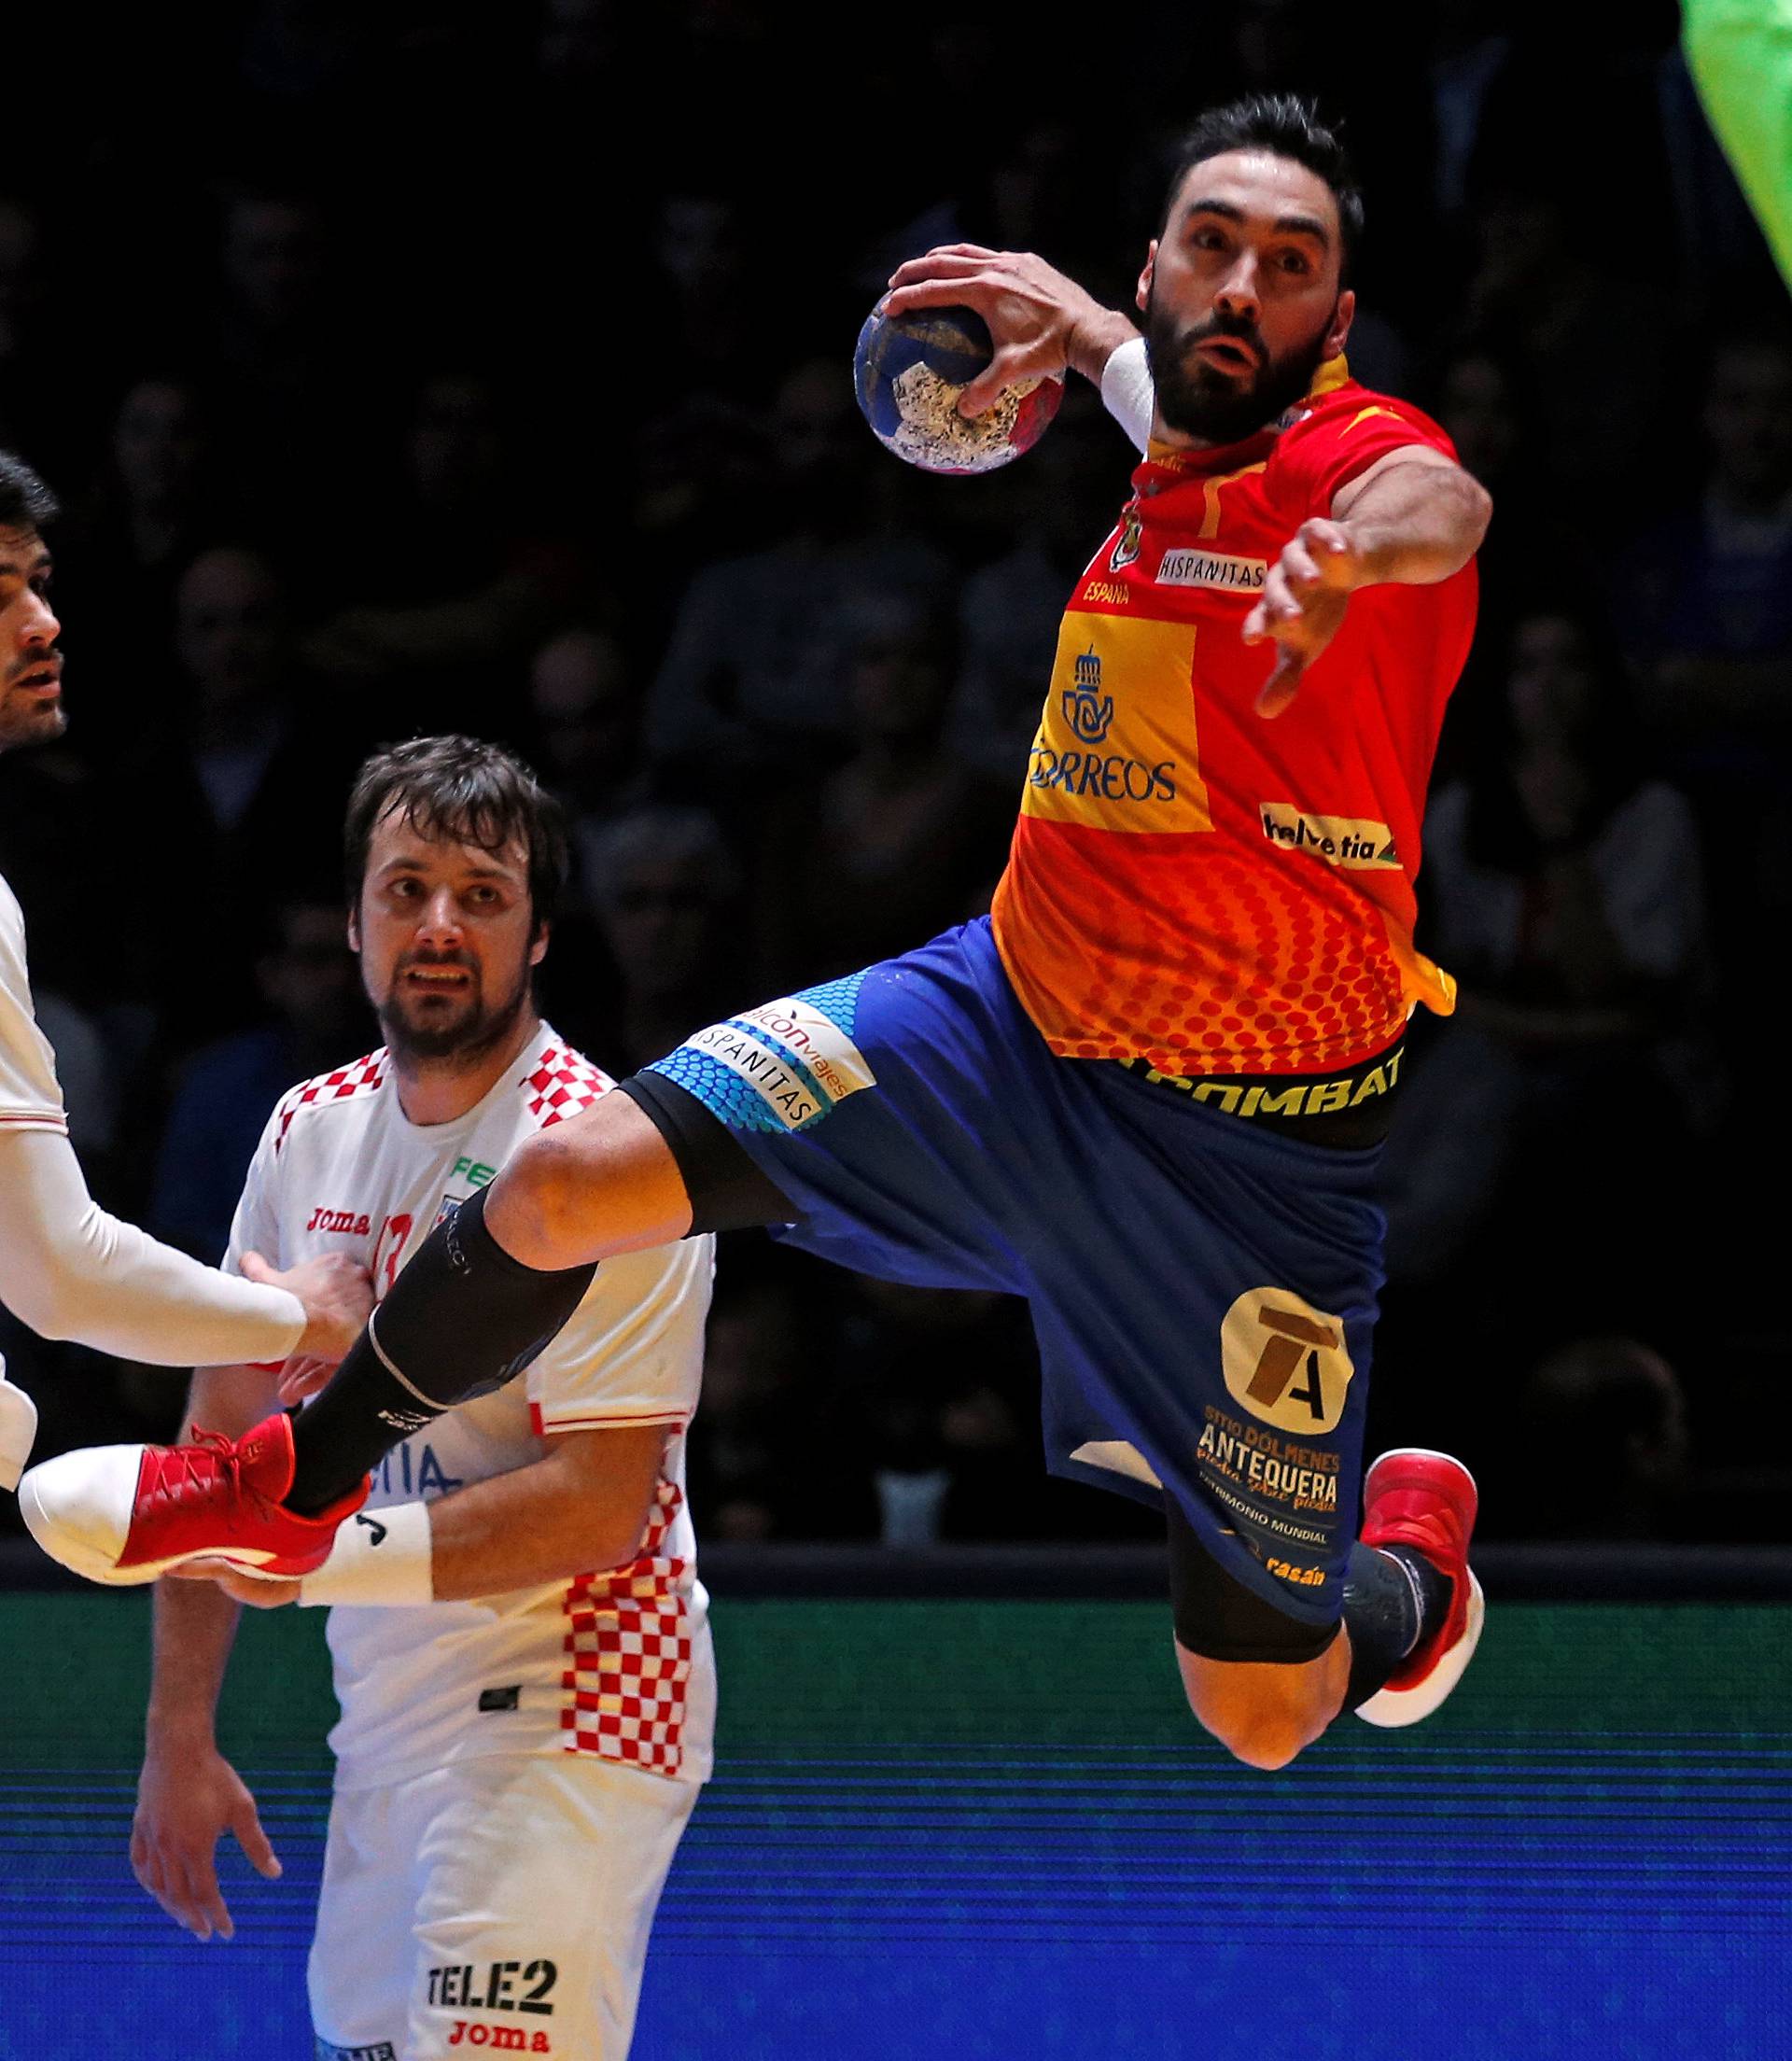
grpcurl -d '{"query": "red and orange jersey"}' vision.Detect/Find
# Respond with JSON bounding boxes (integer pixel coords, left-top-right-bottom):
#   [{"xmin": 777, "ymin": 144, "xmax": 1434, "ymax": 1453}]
[{"xmin": 990, "ymin": 357, "xmax": 1477, "ymax": 1077}]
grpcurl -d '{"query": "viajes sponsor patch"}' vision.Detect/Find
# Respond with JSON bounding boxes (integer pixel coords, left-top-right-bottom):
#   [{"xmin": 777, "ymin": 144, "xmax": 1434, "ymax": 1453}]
[
  {"xmin": 676, "ymin": 998, "xmax": 877, "ymax": 1132},
  {"xmin": 730, "ymin": 997, "xmax": 877, "ymax": 1105}
]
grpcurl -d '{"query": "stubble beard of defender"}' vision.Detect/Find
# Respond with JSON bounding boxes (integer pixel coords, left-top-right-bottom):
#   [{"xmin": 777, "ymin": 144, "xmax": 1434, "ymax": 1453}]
[
  {"xmin": 1145, "ymin": 284, "xmax": 1337, "ymax": 446},
  {"xmin": 376, "ymin": 960, "xmax": 532, "ymax": 1070}
]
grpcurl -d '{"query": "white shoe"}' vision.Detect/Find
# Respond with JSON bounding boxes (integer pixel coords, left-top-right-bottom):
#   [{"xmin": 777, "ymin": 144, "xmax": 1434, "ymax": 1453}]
[{"xmin": 0, "ymin": 1357, "xmax": 39, "ymax": 1493}]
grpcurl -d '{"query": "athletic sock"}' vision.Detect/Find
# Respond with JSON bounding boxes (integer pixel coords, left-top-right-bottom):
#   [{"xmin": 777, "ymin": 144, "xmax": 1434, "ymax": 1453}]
[
  {"xmin": 284, "ymin": 1186, "xmax": 597, "ymax": 1516},
  {"xmin": 1341, "ymin": 1541, "xmax": 1452, "ymax": 1710}
]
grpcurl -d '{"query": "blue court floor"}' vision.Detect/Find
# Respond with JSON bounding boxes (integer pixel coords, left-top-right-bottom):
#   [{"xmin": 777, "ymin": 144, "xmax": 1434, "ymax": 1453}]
[{"xmin": 3, "ymin": 1596, "xmax": 1787, "ymax": 2060}]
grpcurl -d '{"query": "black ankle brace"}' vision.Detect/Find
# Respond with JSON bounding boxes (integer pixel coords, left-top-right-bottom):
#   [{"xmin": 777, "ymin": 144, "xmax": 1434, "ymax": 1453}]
[{"xmin": 1342, "ymin": 1542, "xmax": 1449, "ymax": 1709}]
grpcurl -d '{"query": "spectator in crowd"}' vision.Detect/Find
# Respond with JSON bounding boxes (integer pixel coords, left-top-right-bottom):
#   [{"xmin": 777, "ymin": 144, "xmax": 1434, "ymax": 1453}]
[
  {"xmin": 0, "ymin": 199, "xmax": 81, "ymax": 478},
  {"xmin": 306, "ymin": 371, "xmax": 581, "ymax": 737},
  {"xmin": 147, "ymin": 897, "xmax": 366, "ymax": 1263},
  {"xmin": 522, "ymin": 628, "xmax": 657, "ymax": 1057},
  {"xmin": 104, "ymin": 378, "xmax": 215, "ymax": 586},
  {"xmin": 582, "ymin": 804, "xmax": 742, "ymax": 1079},
  {"xmin": 646, "ymin": 356, "xmax": 948, "ymax": 804},
  {"xmin": 685, "ymin": 1267, "xmax": 840, "ymax": 1542},
  {"xmin": 1382, "ymin": 607, "xmax": 1711, "ymax": 1289},
  {"xmin": 1515, "ymin": 1337, "xmax": 1690, "ymax": 1540},
  {"xmin": 1429, "ymin": 344, "xmax": 1590, "ymax": 660},
  {"xmin": 827, "ymin": 1274, "xmax": 1049, "ymax": 1546},
  {"xmin": 205, "ymin": 188, "xmax": 369, "ymax": 549},
  {"xmin": 531, "ymin": 625, "xmax": 652, "ymax": 839},
  {"xmin": 1453, "ymin": 178, "xmax": 1680, "ymax": 506},
  {"xmin": 756, "ymin": 590, "xmax": 1008, "ymax": 987},
  {"xmin": 140, "ymin": 545, "xmax": 365, "ymax": 1031},
  {"xmin": 651, "ymin": 193, "xmax": 780, "ymax": 404},
  {"xmin": 56, "ymin": 375, "xmax": 221, "ymax": 722},
  {"xmin": 1619, "ymin": 329, "xmax": 1792, "ymax": 1016},
  {"xmin": 1627, "ymin": 330, "xmax": 1792, "ymax": 736}
]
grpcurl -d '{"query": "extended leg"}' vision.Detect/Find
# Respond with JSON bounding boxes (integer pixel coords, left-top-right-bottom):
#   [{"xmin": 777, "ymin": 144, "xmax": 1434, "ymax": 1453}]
[
  {"xmin": 286, "ymin": 1093, "xmax": 696, "ymax": 1512},
  {"xmin": 18, "ymin": 1085, "xmax": 790, "ymax": 1578}
]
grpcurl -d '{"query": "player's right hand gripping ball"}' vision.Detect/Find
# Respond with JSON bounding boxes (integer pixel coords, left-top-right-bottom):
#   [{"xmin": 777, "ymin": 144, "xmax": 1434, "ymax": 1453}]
[{"xmin": 853, "ymin": 299, "xmax": 1063, "ymax": 474}]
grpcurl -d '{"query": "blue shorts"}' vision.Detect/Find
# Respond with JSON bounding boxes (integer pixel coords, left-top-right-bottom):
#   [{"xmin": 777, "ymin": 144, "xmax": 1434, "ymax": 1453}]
[{"xmin": 646, "ymin": 918, "xmax": 1384, "ymax": 1628}]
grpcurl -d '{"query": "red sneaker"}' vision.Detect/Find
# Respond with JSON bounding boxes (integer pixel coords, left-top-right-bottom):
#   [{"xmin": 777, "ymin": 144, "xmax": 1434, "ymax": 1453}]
[
  {"xmin": 1353, "ymin": 1446, "xmax": 1485, "ymax": 1730},
  {"xmin": 19, "ymin": 1411, "xmax": 365, "ymax": 1588}
]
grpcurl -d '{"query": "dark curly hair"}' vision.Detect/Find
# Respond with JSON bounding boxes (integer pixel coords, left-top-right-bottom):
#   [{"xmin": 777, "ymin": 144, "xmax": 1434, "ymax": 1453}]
[
  {"xmin": 0, "ymin": 448, "xmax": 58, "ymax": 533},
  {"xmin": 1161, "ymin": 94, "xmax": 1364, "ymax": 284},
  {"xmin": 344, "ymin": 734, "xmax": 569, "ymax": 934}
]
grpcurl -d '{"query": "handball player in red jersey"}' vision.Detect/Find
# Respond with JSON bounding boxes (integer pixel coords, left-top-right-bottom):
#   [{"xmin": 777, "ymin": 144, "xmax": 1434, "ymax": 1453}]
[{"xmin": 27, "ymin": 97, "xmax": 1492, "ymax": 1773}]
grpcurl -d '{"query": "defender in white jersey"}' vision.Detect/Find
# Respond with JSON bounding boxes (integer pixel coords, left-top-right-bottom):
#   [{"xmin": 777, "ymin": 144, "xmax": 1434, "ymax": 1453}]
[
  {"xmin": 132, "ymin": 739, "xmax": 713, "ymax": 2061},
  {"xmin": 0, "ymin": 448, "xmax": 370, "ymax": 1490}
]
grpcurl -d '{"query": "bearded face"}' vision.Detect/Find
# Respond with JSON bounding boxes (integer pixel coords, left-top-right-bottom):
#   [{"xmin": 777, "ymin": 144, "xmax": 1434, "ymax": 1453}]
[
  {"xmin": 373, "ymin": 941, "xmax": 533, "ymax": 1068},
  {"xmin": 1143, "ymin": 279, "xmax": 1337, "ymax": 446}
]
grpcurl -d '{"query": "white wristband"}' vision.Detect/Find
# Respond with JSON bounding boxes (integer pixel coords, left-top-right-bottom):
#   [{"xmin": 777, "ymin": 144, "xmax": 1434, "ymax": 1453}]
[
  {"xmin": 298, "ymin": 1499, "xmax": 434, "ymax": 1607},
  {"xmin": 1099, "ymin": 333, "xmax": 1155, "ymax": 454}
]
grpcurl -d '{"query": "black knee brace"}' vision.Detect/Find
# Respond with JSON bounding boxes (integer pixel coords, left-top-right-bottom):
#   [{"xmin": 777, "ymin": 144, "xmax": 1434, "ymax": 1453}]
[{"xmin": 371, "ymin": 1184, "xmax": 599, "ymax": 1409}]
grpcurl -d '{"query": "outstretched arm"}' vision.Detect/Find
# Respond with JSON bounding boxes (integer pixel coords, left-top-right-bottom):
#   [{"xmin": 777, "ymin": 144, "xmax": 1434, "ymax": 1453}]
[
  {"xmin": 1244, "ymin": 451, "xmax": 1492, "ymax": 718},
  {"xmin": 0, "ymin": 1127, "xmax": 371, "ymax": 1367}
]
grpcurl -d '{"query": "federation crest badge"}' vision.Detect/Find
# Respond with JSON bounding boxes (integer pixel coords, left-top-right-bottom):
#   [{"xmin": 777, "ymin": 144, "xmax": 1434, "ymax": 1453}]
[{"xmin": 1109, "ymin": 505, "xmax": 1142, "ymax": 571}]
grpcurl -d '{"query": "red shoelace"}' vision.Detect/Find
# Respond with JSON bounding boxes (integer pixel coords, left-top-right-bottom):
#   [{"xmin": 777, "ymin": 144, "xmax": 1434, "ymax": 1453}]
[{"xmin": 140, "ymin": 1424, "xmax": 273, "ymax": 1515}]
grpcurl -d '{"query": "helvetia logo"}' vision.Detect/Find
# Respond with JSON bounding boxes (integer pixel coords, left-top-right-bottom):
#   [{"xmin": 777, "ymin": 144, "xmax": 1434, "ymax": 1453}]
[
  {"xmin": 1060, "ymin": 646, "xmax": 1114, "ymax": 743},
  {"xmin": 1259, "ymin": 803, "xmax": 1401, "ymax": 870}
]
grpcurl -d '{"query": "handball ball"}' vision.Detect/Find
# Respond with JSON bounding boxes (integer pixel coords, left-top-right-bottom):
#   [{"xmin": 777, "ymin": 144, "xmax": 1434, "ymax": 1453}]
[{"xmin": 853, "ymin": 299, "xmax": 1064, "ymax": 475}]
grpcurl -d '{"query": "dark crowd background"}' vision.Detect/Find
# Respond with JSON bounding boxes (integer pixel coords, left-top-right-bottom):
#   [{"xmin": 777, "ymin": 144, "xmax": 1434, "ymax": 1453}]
[{"xmin": 0, "ymin": 0, "xmax": 1779, "ymax": 1554}]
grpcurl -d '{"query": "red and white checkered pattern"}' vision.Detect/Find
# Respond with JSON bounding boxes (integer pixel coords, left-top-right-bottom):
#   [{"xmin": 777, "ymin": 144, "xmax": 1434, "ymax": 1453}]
[
  {"xmin": 273, "ymin": 1050, "xmax": 388, "ymax": 1155},
  {"xmin": 524, "ymin": 1042, "xmax": 612, "ymax": 1130},
  {"xmin": 560, "ymin": 1478, "xmax": 692, "ymax": 1777}
]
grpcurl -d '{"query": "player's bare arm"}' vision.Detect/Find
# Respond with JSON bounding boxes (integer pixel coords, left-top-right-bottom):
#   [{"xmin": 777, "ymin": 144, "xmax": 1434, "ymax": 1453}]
[
  {"xmin": 134, "ymin": 1364, "xmax": 283, "ymax": 1942},
  {"xmin": 178, "ymin": 1419, "xmax": 672, "ymax": 1608},
  {"xmin": 882, "ymin": 245, "xmax": 1140, "ymax": 412},
  {"xmin": 1245, "ymin": 449, "xmax": 1492, "ymax": 717},
  {"xmin": 482, "ymin": 1090, "xmax": 693, "ymax": 1272}
]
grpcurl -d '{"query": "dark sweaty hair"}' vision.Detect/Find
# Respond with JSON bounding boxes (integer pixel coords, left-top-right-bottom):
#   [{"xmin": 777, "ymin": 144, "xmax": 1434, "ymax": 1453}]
[
  {"xmin": 1161, "ymin": 94, "xmax": 1364, "ymax": 286},
  {"xmin": 0, "ymin": 448, "xmax": 59, "ymax": 533},
  {"xmin": 344, "ymin": 734, "xmax": 570, "ymax": 934}
]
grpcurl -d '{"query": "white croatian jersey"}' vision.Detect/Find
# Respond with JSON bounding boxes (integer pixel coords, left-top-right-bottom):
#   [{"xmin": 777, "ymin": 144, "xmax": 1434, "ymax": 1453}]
[
  {"xmin": 0, "ymin": 872, "xmax": 67, "ymax": 1137},
  {"xmin": 224, "ymin": 1025, "xmax": 715, "ymax": 1792}
]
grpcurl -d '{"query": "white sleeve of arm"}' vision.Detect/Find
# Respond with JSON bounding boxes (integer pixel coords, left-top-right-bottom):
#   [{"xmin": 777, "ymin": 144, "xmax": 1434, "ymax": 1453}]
[
  {"xmin": 0, "ymin": 1125, "xmax": 305, "ymax": 1367},
  {"xmin": 1099, "ymin": 335, "xmax": 1155, "ymax": 455}
]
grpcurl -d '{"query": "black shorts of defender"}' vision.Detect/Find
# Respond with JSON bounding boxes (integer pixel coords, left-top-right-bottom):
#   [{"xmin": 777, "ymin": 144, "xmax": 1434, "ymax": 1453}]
[{"xmin": 621, "ymin": 1066, "xmax": 1340, "ymax": 1669}]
